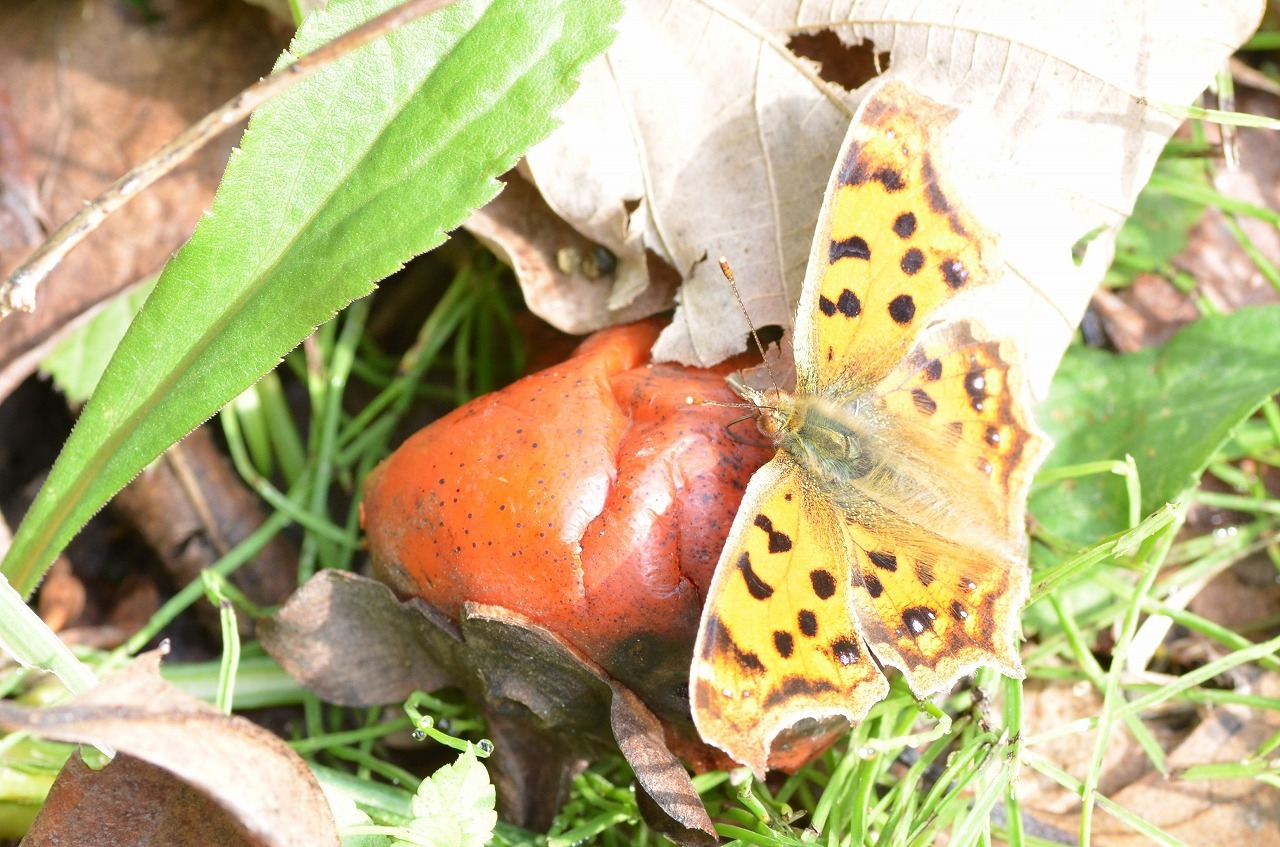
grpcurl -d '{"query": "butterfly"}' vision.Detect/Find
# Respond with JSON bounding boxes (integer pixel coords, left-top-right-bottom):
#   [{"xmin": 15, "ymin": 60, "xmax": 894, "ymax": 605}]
[{"xmin": 689, "ymin": 80, "xmax": 1050, "ymax": 778}]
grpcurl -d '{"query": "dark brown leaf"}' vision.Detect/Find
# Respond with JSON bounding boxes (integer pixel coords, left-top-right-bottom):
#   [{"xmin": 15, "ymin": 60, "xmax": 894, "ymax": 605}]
[
  {"xmin": 261, "ymin": 571, "xmax": 716, "ymax": 842},
  {"xmin": 0, "ymin": 650, "xmax": 338, "ymax": 847},
  {"xmin": 0, "ymin": 0, "xmax": 281, "ymax": 403},
  {"xmin": 112, "ymin": 426, "xmax": 299, "ymax": 638},
  {"xmin": 257, "ymin": 568, "xmax": 456, "ymax": 705},
  {"xmin": 23, "ymin": 752, "xmax": 262, "ymax": 847}
]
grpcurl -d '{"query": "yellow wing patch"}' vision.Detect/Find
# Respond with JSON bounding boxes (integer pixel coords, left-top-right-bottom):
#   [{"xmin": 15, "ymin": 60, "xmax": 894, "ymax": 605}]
[{"xmin": 691, "ymin": 458, "xmax": 889, "ymax": 778}]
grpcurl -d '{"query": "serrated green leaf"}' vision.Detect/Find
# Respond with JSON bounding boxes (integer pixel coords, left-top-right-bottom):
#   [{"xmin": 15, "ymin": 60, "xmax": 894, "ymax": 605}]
[
  {"xmin": 395, "ymin": 745, "xmax": 496, "ymax": 847},
  {"xmin": 39, "ymin": 281, "xmax": 156, "ymax": 405},
  {"xmin": 1, "ymin": 0, "xmax": 622, "ymax": 597},
  {"xmin": 1031, "ymin": 304, "xmax": 1280, "ymax": 543}
]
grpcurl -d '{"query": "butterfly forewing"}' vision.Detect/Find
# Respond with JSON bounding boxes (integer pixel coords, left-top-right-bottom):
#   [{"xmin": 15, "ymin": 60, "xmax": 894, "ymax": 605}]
[
  {"xmin": 793, "ymin": 81, "xmax": 1001, "ymax": 397},
  {"xmin": 691, "ymin": 458, "xmax": 888, "ymax": 778}
]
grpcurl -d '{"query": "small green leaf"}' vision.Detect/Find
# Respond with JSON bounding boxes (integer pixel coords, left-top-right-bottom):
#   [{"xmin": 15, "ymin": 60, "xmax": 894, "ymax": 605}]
[
  {"xmin": 39, "ymin": 281, "xmax": 155, "ymax": 405},
  {"xmin": 1031, "ymin": 304, "xmax": 1280, "ymax": 543},
  {"xmin": 1, "ymin": 0, "xmax": 622, "ymax": 596},
  {"xmin": 395, "ymin": 745, "xmax": 496, "ymax": 847}
]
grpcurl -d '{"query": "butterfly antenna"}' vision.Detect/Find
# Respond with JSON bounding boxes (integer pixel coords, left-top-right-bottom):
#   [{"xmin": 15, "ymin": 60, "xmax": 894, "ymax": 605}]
[{"xmin": 718, "ymin": 256, "xmax": 781, "ymax": 397}]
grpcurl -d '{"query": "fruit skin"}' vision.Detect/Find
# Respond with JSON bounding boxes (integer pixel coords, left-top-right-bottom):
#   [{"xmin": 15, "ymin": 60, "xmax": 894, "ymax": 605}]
[{"xmin": 361, "ymin": 318, "xmax": 771, "ymax": 725}]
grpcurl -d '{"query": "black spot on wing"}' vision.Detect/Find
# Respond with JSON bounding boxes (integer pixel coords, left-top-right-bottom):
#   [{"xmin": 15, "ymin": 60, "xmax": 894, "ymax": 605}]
[
  {"xmin": 773, "ymin": 631, "xmax": 794, "ymax": 658},
  {"xmin": 911, "ymin": 388, "xmax": 936, "ymax": 416},
  {"xmin": 737, "ymin": 551, "xmax": 774, "ymax": 600},
  {"xmin": 829, "ymin": 235, "xmax": 871, "ymax": 263},
  {"xmin": 924, "ymin": 358, "xmax": 943, "ymax": 381},
  {"xmin": 868, "ymin": 551, "xmax": 898, "ymax": 572},
  {"xmin": 900, "ymin": 248, "xmax": 924, "ymax": 275},
  {"xmin": 893, "ymin": 212, "xmax": 917, "ymax": 239},
  {"xmin": 798, "ymin": 610, "xmax": 818, "ymax": 637},
  {"xmin": 819, "ymin": 289, "xmax": 862, "ymax": 319},
  {"xmin": 843, "ymin": 154, "xmax": 906, "ymax": 192},
  {"xmin": 888, "ymin": 294, "xmax": 916, "ymax": 324},
  {"xmin": 921, "ymin": 153, "xmax": 950, "ymax": 214},
  {"xmin": 762, "ymin": 675, "xmax": 838, "ymax": 708},
  {"xmin": 831, "ymin": 638, "xmax": 861, "ymax": 666},
  {"xmin": 753, "ymin": 513, "xmax": 793, "ymax": 553},
  {"xmin": 810, "ymin": 569, "xmax": 836, "ymax": 599},
  {"xmin": 964, "ymin": 370, "xmax": 987, "ymax": 412},
  {"xmin": 942, "ymin": 259, "xmax": 969, "ymax": 289},
  {"xmin": 915, "ymin": 561, "xmax": 935, "ymax": 586},
  {"xmin": 864, "ymin": 574, "xmax": 883, "ymax": 598},
  {"xmin": 701, "ymin": 614, "xmax": 765, "ymax": 672},
  {"xmin": 902, "ymin": 607, "xmax": 937, "ymax": 637}
]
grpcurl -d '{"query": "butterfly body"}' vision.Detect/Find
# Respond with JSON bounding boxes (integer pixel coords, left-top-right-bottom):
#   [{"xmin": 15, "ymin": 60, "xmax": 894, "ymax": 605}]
[
  {"xmin": 731, "ymin": 378, "xmax": 872, "ymax": 486},
  {"xmin": 691, "ymin": 81, "xmax": 1050, "ymax": 778}
]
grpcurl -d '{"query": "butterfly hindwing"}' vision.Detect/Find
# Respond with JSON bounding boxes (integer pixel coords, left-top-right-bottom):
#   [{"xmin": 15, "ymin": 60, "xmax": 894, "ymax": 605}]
[
  {"xmin": 691, "ymin": 457, "xmax": 888, "ymax": 778},
  {"xmin": 875, "ymin": 319, "xmax": 1048, "ymax": 543}
]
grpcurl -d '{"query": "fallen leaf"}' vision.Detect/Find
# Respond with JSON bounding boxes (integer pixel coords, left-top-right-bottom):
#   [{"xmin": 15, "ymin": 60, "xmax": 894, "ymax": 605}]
[
  {"xmin": 0, "ymin": 650, "xmax": 339, "ymax": 847},
  {"xmin": 22, "ymin": 752, "xmax": 264, "ymax": 847},
  {"xmin": 0, "ymin": 0, "xmax": 282, "ymax": 403},
  {"xmin": 1028, "ymin": 673, "xmax": 1280, "ymax": 845},
  {"xmin": 1089, "ymin": 276, "xmax": 1203, "ymax": 353},
  {"xmin": 521, "ymin": 1, "xmax": 1264, "ymax": 396},
  {"xmin": 465, "ymin": 171, "xmax": 680, "ymax": 334},
  {"xmin": 0, "ymin": 88, "xmax": 45, "ymax": 253},
  {"xmin": 259, "ymin": 570, "xmax": 716, "ymax": 842}
]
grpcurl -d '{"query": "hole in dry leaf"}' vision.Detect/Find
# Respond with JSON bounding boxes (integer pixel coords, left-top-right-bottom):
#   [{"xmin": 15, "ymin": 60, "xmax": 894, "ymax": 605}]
[
  {"xmin": 753, "ymin": 324, "xmax": 785, "ymax": 350},
  {"xmin": 645, "ymin": 249, "xmax": 682, "ymax": 294},
  {"xmin": 1071, "ymin": 224, "xmax": 1108, "ymax": 267},
  {"xmin": 787, "ymin": 30, "xmax": 890, "ymax": 92}
]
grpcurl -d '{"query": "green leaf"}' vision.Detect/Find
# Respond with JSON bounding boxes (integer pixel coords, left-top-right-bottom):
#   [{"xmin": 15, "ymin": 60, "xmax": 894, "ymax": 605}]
[
  {"xmin": 1030, "ymin": 304, "xmax": 1280, "ymax": 544},
  {"xmin": 1108, "ymin": 156, "xmax": 1208, "ymax": 282},
  {"xmin": 396, "ymin": 745, "xmax": 496, "ymax": 847},
  {"xmin": 39, "ymin": 281, "xmax": 156, "ymax": 405},
  {"xmin": 1, "ymin": 0, "xmax": 622, "ymax": 597}
]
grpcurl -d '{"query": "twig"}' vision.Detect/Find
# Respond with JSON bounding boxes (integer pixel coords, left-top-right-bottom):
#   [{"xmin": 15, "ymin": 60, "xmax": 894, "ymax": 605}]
[{"xmin": 0, "ymin": 0, "xmax": 456, "ymax": 318}]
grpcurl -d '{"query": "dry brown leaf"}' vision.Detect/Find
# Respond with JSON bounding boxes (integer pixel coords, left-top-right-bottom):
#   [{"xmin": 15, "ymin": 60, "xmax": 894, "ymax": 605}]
[
  {"xmin": 1018, "ymin": 678, "xmax": 1185, "ymax": 817},
  {"xmin": 0, "ymin": 0, "xmax": 281, "ymax": 404},
  {"xmin": 1034, "ymin": 689, "xmax": 1280, "ymax": 844},
  {"xmin": 518, "ymin": 0, "xmax": 1264, "ymax": 396},
  {"xmin": 0, "ymin": 88, "xmax": 45, "ymax": 254},
  {"xmin": 1089, "ymin": 276, "xmax": 1203, "ymax": 353},
  {"xmin": 23, "ymin": 752, "xmax": 265, "ymax": 847},
  {"xmin": 466, "ymin": 172, "xmax": 681, "ymax": 334},
  {"xmin": 260, "ymin": 570, "xmax": 716, "ymax": 842},
  {"xmin": 0, "ymin": 650, "xmax": 339, "ymax": 847}
]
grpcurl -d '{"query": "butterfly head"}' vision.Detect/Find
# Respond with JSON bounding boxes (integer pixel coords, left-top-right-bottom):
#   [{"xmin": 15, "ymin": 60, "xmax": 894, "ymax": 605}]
[{"xmin": 727, "ymin": 372, "xmax": 796, "ymax": 445}]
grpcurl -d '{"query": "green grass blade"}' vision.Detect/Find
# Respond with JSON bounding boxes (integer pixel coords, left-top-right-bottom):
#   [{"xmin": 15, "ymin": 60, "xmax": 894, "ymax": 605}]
[{"xmin": 0, "ymin": 0, "xmax": 621, "ymax": 597}]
